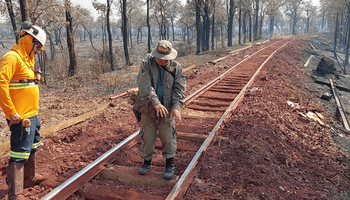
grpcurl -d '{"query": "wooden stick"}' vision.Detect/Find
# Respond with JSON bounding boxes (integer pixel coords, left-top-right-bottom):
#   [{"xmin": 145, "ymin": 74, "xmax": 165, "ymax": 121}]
[
  {"xmin": 304, "ymin": 55, "xmax": 314, "ymax": 67},
  {"xmin": 183, "ymin": 65, "xmax": 197, "ymax": 73},
  {"xmin": 330, "ymin": 79, "xmax": 350, "ymax": 130},
  {"xmin": 109, "ymin": 91, "xmax": 128, "ymax": 100},
  {"xmin": 313, "ymin": 78, "xmax": 350, "ymax": 92},
  {"xmin": 310, "ymin": 43, "xmax": 316, "ymax": 50},
  {"xmin": 339, "ymin": 74, "xmax": 350, "ymax": 79}
]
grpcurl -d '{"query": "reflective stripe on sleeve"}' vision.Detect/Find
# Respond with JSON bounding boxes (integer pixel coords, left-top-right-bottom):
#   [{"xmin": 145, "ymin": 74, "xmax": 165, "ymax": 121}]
[
  {"xmin": 10, "ymin": 151, "xmax": 30, "ymax": 159},
  {"xmin": 32, "ymin": 142, "xmax": 40, "ymax": 149},
  {"xmin": 9, "ymin": 82, "xmax": 38, "ymax": 89}
]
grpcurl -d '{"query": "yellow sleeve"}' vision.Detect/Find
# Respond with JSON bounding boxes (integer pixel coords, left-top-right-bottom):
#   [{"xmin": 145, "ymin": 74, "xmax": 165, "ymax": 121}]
[{"xmin": 0, "ymin": 53, "xmax": 18, "ymax": 117}]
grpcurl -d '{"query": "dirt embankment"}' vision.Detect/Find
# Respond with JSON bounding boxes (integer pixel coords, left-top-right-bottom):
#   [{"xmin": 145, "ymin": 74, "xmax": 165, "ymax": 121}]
[{"xmin": 186, "ymin": 36, "xmax": 350, "ymax": 199}]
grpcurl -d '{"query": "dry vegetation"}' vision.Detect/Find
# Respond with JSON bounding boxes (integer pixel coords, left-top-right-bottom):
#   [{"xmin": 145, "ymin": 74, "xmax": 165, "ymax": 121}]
[{"xmin": 0, "ymin": 35, "xmax": 255, "ymax": 145}]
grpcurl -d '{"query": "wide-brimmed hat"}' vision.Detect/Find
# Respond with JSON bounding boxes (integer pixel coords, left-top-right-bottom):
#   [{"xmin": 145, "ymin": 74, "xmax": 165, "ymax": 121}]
[{"xmin": 151, "ymin": 40, "xmax": 178, "ymax": 60}]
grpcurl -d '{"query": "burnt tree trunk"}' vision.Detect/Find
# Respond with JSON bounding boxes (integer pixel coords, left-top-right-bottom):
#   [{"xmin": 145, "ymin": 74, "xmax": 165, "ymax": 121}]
[
  {"xmin": 334, "ymin": 12, "xmax": 339, "ymax": 59},
  {"xmin": 227, "ymin": 0, "xmax": 235, "ymax": 47},
  {"xmin": 171, "ymin": 21, "xmax": 175, "ymax": 41},
  {"xmin": 259, "ymin": 13, "xmax": 264, "ymax": 39},
  {"xmin": 292, "ymin": 7, "xmax": 298, "ymax": 35},
  {"xmin": 249, "ymin": 9, "xmax": 252, "ymax": 42},
  {"xmin": 269, "ymin": 16, "xmax": 275, "ymax": 38},
  {"xmin": 5, "ymin": 0, "xmax": 19, "ymax": 43},
  {"xmin": 65, "ymin": 2, "xmax": 77, "ymax": 77},
  {"xmin": 81, "ymin": 24, "xmax": 96, "ymax": 51},
  {"xmin": 211, "ymin": 0, "xmax": 215, "ymax": 50},
  {"xmin": 19, "ymin": 0, "xmax": 29, "ymax": 22},
  {"xmin": 254, "ymin": 0, "xmax": 259, "ymax": 40},
  {"xmin": 147, "ymin": 0, "xmax": 151, "ymax": 53},
  {"xmin": 44, "ymin": 26, "xmax": 56, "ymax": 61},
  {"xmin": 344, "ymin": 13, "xmax": 350, "ymax": 72},
  {"xmin": 107, "ymin": 0, "xmax": 115, "ymax": 71},
  {"xmin": 202, "ymin": 0, "xmax": 210, "ymax": 52},
  {"xmin": 243, "ymin": 10, "xmax": 246, "ymax": 43},
  {"xmin": 239, "ymin": 7, "xmax": 242, "ymax": 44},
  {"xmin": 195, "ymin": 0, "xmax": 202, "ymax": 54},
  {"xmin": 122, "ymin": 0, "xmax": 130, "ymax": 66},
  {"xmin": 129, "ymin": 27, "xmax": 133, "ymax": 49},
  {"xmin": 339, "ymin": 14, "xmax": 344, "ymax": 51},
  {"xmin": 321, "ymin": 10, "xmax": 325, "ymax": 30},
  {"xmin": 344, "ymin": 16, "xmax": 349, "ymax": 52}
]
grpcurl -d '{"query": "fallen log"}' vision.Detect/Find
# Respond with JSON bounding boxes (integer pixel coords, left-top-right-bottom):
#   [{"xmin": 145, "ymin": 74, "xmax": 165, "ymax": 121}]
[
  {"xmin": 304, "ymin": 55, "xmax": 314, "ymax": 67},
  {"xmin": 313, "ymin": 77, "xmax": 350, "ymax": 92},
  {"xmin": 339, "ymin": 74, "xmax": 350, "ymax": 79},
  {"xmin": 319, "ymin": 41, "xmax": 331, "ymax": 46},
  {"xmin": 330, "ymin": 79, "xmax": 350, "ymax": 131},
  {"xmin": 310, "ymin": 43, "xmax": 316, "ymax": 50},
  {"xmin": 326, "ymin": 48, "xmax": 346, "ymax": 55},
  {"xmin": 331, "ymin": 123, "xmax": 350, "ymax": 135}
]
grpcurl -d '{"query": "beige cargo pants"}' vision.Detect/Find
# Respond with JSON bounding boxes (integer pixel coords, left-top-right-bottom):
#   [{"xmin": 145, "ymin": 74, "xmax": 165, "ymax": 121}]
[{"xmin": 139, "ymin": 113, "xmax": 177, "ymax": 161}]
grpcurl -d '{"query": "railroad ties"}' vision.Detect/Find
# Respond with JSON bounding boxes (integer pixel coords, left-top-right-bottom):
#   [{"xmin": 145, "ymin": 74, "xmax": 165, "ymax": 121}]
[{"xmin": 42, "ymin": 38, "xmax": 292, "ymax": 200}]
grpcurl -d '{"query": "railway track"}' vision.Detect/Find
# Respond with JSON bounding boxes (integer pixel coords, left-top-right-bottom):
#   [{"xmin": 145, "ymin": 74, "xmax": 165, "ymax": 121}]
[{"xmin": 38, "ymin": 38, "xmax": 292, "ymax": 200}]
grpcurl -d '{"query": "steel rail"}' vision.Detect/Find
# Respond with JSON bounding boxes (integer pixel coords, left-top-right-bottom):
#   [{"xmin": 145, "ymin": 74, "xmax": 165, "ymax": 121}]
[
  {"xmin": 41, "ymin": 130, "xmax": 139, "ymax": 200},
  {"xmin": 184, "ymin": 40, "xmax": 283, "ymax": 103},
  {"xmin": 42, "ymin": 39, "xmax": 288, "ymax": 200},
  {"xmin": 166, "ymin": 40, "xmax": 291, "ymax": 199}
]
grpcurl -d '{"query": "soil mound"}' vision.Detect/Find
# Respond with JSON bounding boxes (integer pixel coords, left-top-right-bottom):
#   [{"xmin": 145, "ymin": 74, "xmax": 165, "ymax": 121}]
[{"xmin": 316, "ymin": 56, "xmax": 337, "ymax": 76}]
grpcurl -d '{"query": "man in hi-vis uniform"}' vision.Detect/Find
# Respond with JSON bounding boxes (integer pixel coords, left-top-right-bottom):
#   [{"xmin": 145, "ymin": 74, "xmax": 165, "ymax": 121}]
[
  {"xmin": 134, "ymin": 40, "xmax": 186, "ymax": 180},
  {"xmin": 0, "ymin": 21, "xmax": 46, "ymax": 200}
]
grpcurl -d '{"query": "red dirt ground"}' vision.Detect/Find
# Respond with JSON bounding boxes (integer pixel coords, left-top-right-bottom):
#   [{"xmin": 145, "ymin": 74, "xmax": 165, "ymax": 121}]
[
  {"xmin": 185, "ymin": 37, "xmax": 350, "ymax": 199},
  {"xmin": 0, "ymin": 36, "xmax": 350, "ymax": 199}
]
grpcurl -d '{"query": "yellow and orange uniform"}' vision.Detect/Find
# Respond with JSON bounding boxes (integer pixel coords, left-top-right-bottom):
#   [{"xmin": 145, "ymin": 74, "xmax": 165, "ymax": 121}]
[{"xmin": 0, "ymin": 35, "xmax": 39, "ymax": 119}]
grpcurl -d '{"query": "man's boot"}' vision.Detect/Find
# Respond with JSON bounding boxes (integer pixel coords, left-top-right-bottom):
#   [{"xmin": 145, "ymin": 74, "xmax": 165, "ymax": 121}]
[
  {"xmin": 139, "ymin": 159, "xmax": 152, "ymax": 175},
  {"xmin": 162, "ymin": 158, "xmax": 174, "ymax": 180},
  {"xmin": 6, "ymin": 162, "xmax": 26, "ymax": 200},
  {"xmin": 24, "ymin": 153, "xmax": 45, "ymax": 188}
]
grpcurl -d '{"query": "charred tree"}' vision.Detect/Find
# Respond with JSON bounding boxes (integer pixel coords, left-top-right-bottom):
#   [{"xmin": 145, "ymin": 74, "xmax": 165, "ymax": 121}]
[
  {"xmin": 239, "ymin": 7, "xmax": 242, "ymax": 44},
  {"xmin": 258, "ymin": 10, "xmax": 264, "ymax": 39},
  {"xmin": 290, "ymin": 0, "xmax": 302, "ymax": 35},
  {"xmin": 65, "ymin": 1, "xmax": 77, "ymax": 77},
  {"xmin": 81, "ymin": 24, "xmax": 96, "ymax": 51},
  {"xmin": 249, "ymin": 9, "xmax": 252, "ymax": 42},
  {"xmin": 122, "ymin": 0, "xmax": 130, "ymax": 66},
  {"xmin": 129, "ymin": 27, "xmax": 133, "ymax": 49},
  {"xmin": 147, "ymin": 0, "xmax": 151, "ymax": 53},
  {"xmin": 243, "ymin": 9, "xmax": 247, "ymax": 43},
  {"xmin": 195, "ymin": 0, "xmax": 202, "ymax": 54},
  {"xmin": 269, "ymin": 16, "xmax": 275, "ymax": 38},
  {"xmin": 211, "ymin": 0, "xmax": 216, "ymax": 50},
  {"xmin": 19, "ymin": 0, "xmax": 29, "ymax": 22},
  {"xmin": 227, "ymin": 0, "xmax": 235, "ymax": 47},
  {"xmin": 106, "ymin": 0, "xmax": 115, "ymax": 71},
  {"xmin": 321, "ymin": 10, "xmax": 325, "ymax": 30},
  {"xmin": 334, "ymin": 12, "xmax": 339, "ymax": 59},
  {"xmin": 202, "ymin": 0, "xmax": 210, "ymax": 52},
  {"xmin": 5, "ymin": 0, "xmax": 19, "ymax": 43},
  {"xmin": 339, "ymin": 14, "xmax": 344, "ymax": 51},
  {"xmin": 344, "ymin": 13, "xmax": 350, "ymax": 72},
  {"xmin": 254, "ymin": 0, "xmax": 259, "ymax": 40}
]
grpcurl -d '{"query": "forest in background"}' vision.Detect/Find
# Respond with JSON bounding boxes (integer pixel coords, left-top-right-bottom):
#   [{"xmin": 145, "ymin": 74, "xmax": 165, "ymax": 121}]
[{"xmin": 0, "ymin": 0, "xmax": 348, "ymax": 88}]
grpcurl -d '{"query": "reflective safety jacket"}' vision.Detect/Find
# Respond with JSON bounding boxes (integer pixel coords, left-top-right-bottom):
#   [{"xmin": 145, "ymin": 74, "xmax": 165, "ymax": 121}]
[{"xmin": 0, "ymin": 35, "xmax": 39, "ymax": 119}]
